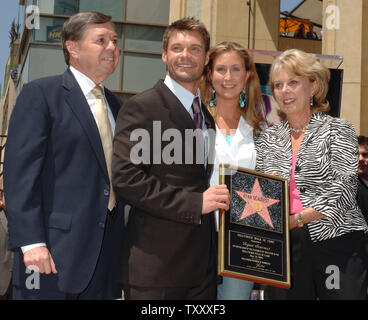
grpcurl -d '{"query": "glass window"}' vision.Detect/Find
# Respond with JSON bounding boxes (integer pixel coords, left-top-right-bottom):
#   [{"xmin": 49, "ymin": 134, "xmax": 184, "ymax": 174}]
[
  {"xmin": 36, "ymin": 0, "xmax": 55, "ymax": 14},
  {"xmin": 32, "ymin": 17, "xmax": 122, "ymax": 47},
  {"xmin": 113, "ymin": 23, "xmax": 123, "ymax": 51},
  {"xmin": 27, "ymin": 44, "xmax": 121, "ymax": 91},
  {"xmin": 79, "ymin": 0, "xmax": 124, "ymax": 21},
  {"xmin": 32, "ymin": 17, "xmax": 67, "ymax": 43},
  {"xmin": 19, "ymin": 50, "xmax": 30, "ymax": 88},
  {"xmin": 30, "ymin": 0, "xmax": 169, "ymax": 97},
  {"xmin": 54, "ymin": 0, "xmax": 79, "ymax": 15},
  {"xmin": 123, "ymin": 25, "xmax": 164, "ymax": 53},
  {"xmin": 37, "ymin": 0, "xmax": 79, "ymax": 15},
  {"xmin": 126, "ymin": 0, "xmax": 169, "ymax": 24},
  {"xmin": 122, "ymin": 53, "xmax": 166, "ymax": 93},
  {"xmin": 37, "ymin": 0, "xmax": 124, "ymax": 20},
  {"xmin": 28, "ymin": 45, "xmax": 67, "ymax": 82}
]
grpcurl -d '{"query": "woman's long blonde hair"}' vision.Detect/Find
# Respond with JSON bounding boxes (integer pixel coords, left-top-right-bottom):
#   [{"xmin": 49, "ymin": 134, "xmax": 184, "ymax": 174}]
[{"xmin": 201, "ymin": 42, "xmax": 263, "ymax": 134}]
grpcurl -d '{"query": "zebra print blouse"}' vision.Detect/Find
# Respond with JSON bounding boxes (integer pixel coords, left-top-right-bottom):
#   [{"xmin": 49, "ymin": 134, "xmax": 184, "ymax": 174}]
[{"xmin": 255, "ymin": 112, "xmax": 368, "ymax": 242}]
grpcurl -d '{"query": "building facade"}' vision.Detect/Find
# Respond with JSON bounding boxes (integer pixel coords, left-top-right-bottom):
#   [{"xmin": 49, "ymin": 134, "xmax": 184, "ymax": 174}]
[
  {"xmin": 170, "ymin": 0, "xmax": 368, "ymax": 135},
  {"xmin": 17, "ymin": 0, "xmax": 170, "ymax": 101}
]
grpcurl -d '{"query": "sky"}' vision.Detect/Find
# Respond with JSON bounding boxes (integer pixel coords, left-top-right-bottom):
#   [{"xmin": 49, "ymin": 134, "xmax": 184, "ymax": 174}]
[
  {"xmin": 280, "ymin": 0, "xmax": 303, "ymax": 13},
  {"xmin": 0, "ymin": 0, "xmax": 22, "ymax": 93}
]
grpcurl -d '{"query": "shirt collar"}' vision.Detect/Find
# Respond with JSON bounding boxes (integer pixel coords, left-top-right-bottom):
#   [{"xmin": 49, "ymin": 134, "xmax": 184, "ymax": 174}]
[
  {"xmin": 164, "ymin": 75, "xmax": 201, "ymax": 113},
  {"xmin": 69, "ymin": 66, "xmax": 104, "ymax": 96}
]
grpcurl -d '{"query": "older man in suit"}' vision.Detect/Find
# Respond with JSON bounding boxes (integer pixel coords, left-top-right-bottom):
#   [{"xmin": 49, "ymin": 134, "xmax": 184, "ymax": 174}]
[
  {"xmin": 112, "ymin": 17, "xmax": 230, "ymax": 300},
  {"xmin": 4, "ymin": 11, "xmax": 124, "ymax": 300}
]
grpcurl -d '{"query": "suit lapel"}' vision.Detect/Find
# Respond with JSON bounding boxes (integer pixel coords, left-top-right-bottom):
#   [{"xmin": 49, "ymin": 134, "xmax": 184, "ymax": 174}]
[
  {"xmin": 62, "ymin": 69, "xmax": 109, "ymax": 183},
  {"xmin": 105, "ymin": 88, "xmax": 121, "ymax": 120},
  {"xmin": 277, "ymin": 121, "xmax": 292, "ymax": 151},
  {"xmin": 154, "ymin": 80, "xmax": 215, "ymax": 177},
  {"xmin": 298, "ymin": 113, "xmax": 325, "ymax": 155},
  {"xmin": 154, "ymin": 80, "xmax": 197, "ymax": 132},
  {"xmin": 270, "ymin": 121, "xmax": 292, "ymax": 178}
]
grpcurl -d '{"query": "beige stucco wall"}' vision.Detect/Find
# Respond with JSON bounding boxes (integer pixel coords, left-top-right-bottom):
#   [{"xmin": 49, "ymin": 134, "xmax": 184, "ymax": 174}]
[
  {"xmin": 169, "ymin": 0, "xmax": 186, "ymax": 23},
  {"xmin": 170, "ymin": 0, "xmax": 280, "ymax": 50},
  {"xmin": 0, "ymin": 79, "xmax": 17, "ymax": 136},
  {"xmin": 278, "ymin": 37, "xmax": 322, "ymax": 54},
  {"xmin": 253, "ymin": 0, "xmax": 279, "ymax": 50},
  {"xmin": 361, "ymin": 0, "xmax": 368, "ymax": 135},
  {"xmin": 0, "ymin": 97, "xmax": 4, "ymax": 135},
  {"xmin": 212, "ymin": 0, "xmax": 279, "ymax": 50},
  {"xmin": 322, "ymin": 0, "xmax": 368, "ymax": 135}
]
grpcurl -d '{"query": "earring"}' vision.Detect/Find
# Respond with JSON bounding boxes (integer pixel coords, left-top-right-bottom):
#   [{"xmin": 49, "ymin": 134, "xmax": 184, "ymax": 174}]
[
  {"xmin": 239, "ymin": 89, "xmax": 247, "ymax": 108},
  {"xmin": 310, "ymin": 96, "xmax": 314, "ymax": 106},
  {"xmin": 209, "ymin": 88, "xmax": 217, "ymax": 107}
]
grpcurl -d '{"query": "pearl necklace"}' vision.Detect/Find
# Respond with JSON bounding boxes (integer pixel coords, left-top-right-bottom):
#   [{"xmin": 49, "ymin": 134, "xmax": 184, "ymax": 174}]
[{"xmin": 289, "ymin": 126, "xmax": 307, "ymax": 133}]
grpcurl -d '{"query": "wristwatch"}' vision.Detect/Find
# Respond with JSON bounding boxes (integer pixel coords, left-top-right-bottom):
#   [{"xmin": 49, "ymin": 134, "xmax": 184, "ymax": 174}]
[{"xmin": 296, "ymin": 212, "xmax": 304, "ymax": 228}]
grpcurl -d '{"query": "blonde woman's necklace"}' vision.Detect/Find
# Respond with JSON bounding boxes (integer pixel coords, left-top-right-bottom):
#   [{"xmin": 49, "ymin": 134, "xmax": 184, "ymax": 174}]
[{"xmin": 289, "ymin": 126, "xmax": 307, "ymax": 133}]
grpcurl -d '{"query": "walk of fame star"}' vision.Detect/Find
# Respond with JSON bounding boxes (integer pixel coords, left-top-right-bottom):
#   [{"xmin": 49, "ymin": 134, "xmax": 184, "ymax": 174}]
[{"xmin": 235, "ymin": 178, "xmax": 280, "ymax": 228}]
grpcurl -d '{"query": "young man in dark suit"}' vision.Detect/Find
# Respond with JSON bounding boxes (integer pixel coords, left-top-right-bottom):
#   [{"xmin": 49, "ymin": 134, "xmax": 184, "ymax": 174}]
[
  {"xmin": 4, "ymin": 11, "xmax": 124, "ymax": 299},
  {"xmin": 112, "ymin": 18, "xmax": 230, "ymax": 300}
]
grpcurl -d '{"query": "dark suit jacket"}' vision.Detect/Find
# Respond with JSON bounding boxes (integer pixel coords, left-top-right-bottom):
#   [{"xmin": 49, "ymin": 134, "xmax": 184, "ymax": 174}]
[
  {"xmin": 112, "ymin": 80, "xmax": 216, "ymax": 287},
  {"xmin": 357, "ymin": 177, "xmax": 368, "ymax": 223},
  {"xmin": 4, "ymin": 69, "xmax": 124, "ymax": 294}
]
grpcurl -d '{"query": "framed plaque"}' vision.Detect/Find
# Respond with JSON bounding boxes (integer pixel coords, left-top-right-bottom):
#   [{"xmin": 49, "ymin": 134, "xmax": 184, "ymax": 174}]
[{"xmin": 218, "ymin": 164, "xmax": 291, "ymax": 289}]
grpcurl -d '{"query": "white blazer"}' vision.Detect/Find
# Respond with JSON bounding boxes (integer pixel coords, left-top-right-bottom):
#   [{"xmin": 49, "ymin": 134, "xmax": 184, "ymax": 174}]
[{"xmin": 210, "ymin": 116, "xmax": 256, "ymax": 230}]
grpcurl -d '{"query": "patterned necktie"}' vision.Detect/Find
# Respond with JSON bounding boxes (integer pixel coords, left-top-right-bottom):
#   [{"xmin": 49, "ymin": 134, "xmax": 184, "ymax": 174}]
[
  {"xmin": 192, "ymin": 97, "xmax": 203, "ymax": 129},
  {"xmin": 191, "ymin": 96, "xmax": 206, "ymax": 165},
  {"xmin": 91, "ymin": 86, "xmax": 116, "ymax": 211}
]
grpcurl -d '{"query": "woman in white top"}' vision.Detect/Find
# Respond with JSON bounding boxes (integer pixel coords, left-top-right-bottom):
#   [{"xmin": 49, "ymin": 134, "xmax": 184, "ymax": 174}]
[{"xmin": 201, "ymin": 42, "xmax": 265, "ymax": 300}]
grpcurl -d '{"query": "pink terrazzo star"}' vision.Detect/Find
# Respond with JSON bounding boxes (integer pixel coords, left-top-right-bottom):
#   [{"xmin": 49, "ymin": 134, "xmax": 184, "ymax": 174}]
[{"xmin": 235, "ymin": 178, "xmax": 279, "ymax": 228}]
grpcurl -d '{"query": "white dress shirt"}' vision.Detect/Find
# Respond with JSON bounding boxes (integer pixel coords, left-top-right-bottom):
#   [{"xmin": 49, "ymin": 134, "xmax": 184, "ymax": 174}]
[
  {"xmin": 210, "ymin": 116, "xmax": 256, "ymax": 231},
  {"xmin": 163, "ymin": 75, "xmax": 209, "ymax": 166},
  {"xmin": 164, "ymin": 75, "xmax": 202, "ymax": 124}
]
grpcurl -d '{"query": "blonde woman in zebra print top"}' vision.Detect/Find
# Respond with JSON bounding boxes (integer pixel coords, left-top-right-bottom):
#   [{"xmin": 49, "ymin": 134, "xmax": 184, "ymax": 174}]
[{"xmin": 256, "ymin": 49, "xmax": 368, "ymax": 300}]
